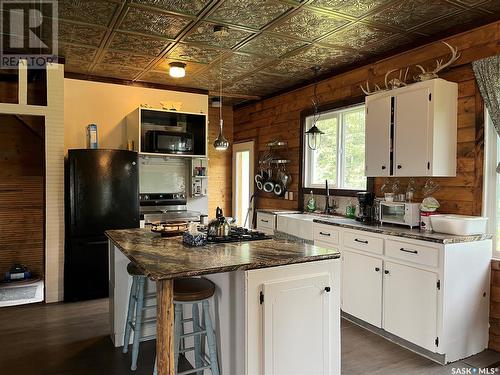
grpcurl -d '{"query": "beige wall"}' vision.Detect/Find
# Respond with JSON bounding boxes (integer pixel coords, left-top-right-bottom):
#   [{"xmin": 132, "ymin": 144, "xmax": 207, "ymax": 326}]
[{"xmin": 64, "ymin": 79, "xmax": 208, "ymax": 150}]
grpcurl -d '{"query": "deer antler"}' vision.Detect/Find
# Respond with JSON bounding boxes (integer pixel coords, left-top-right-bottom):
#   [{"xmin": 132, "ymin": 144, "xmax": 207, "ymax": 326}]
[
  {"xmin": 414, "ymin": 42, "xmax": 461, "ymax": 81},
  {"xmin": 360, "ymin": 81, "xmax": 385, "ymax": 95},
  {"xmin": 384, "ymin": 69, "xmax": 397, "ymax": 89},
  {"xmin": 432, "ymin": 41, "xmax": 461, "ymax": 74}
]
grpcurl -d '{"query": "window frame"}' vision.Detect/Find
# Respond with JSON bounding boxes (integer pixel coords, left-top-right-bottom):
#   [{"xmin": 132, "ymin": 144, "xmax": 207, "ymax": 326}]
[
  {"xmin": 483, "ymin": 109, "xmax": 500, "ymax": 259},
  {"xmin": 298, "ymin": 96, "xmax": 374, "ymax": 207},
  {"xmin": 304, "ymin": 104, "xmax": 367, "ymax": 190}
]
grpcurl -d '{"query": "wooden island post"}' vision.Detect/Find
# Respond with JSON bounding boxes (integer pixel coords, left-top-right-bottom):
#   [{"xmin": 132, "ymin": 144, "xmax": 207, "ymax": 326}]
[{"xmin": 156, "ymin": 279, "xmax": 175, "ymax": 375}]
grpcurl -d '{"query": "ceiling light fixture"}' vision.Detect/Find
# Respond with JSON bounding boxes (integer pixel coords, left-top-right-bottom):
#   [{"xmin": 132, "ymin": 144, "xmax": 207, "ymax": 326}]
[
  {"xmin": 213, "ymin": 26, "xmax": 229, "ymax": 151},
  {"xmin": 169, "ymin": 62, "xmax": 186, "ymax": 78},
  {"xmin": 305, "ymin": 66, "xmax": 324, "ymax": 151}
]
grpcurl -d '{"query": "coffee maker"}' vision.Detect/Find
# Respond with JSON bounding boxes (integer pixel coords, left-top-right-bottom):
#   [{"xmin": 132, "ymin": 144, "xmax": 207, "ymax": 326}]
[{"xmin": 356, "ymin": 191, "xmax": 375, "ymax": 222}]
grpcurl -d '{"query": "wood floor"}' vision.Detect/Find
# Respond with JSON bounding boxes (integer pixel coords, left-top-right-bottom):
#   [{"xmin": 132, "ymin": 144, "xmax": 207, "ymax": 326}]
[{"xmin": 0, "ymin": 298, "xmax": 499, "ymax": 374}]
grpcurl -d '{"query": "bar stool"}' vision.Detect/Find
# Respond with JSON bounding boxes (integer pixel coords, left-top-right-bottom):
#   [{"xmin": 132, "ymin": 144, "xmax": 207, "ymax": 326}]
[
  {"xmin": 154, "ymin": 277, "xmax": 220, "ymax": 375},
  {"xmin": 123, "ymin": 262, "xmax": 157, "ymax": 371}
]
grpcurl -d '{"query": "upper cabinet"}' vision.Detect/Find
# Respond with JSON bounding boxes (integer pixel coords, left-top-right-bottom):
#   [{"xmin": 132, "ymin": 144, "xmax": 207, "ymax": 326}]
[
  {"xmin": 127, "ymin": 107, "xmax": 207, "ymax": 157},
  {"xmin": 365, "ymin": 79, "xmax": 457, "ymax": 177}
]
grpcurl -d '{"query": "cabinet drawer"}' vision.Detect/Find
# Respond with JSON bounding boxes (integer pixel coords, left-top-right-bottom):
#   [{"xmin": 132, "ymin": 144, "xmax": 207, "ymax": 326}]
[
  {"xmin": 313, "ymin": 224, "xmax": 340, "ymax": 246},
  {"xmin": 385, "ymin": 240, "xmax": 438, "ymax": 268},
  {"xmin": 256, "ymin": 213, "xmax": 275, "ymax": 230},
  {"xmin": 343, "ymin": 231, "xmax": 384, "ymax": 255}
]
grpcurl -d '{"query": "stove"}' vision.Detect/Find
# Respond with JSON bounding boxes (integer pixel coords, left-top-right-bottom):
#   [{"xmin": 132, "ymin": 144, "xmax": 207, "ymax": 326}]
[
  {"xmin": 203, "ymin": 226, "xmax": 272, "ymax": 243},
  {"xmin": 140, "ymin": 192, "xmax": 201, "ymax": 224}
]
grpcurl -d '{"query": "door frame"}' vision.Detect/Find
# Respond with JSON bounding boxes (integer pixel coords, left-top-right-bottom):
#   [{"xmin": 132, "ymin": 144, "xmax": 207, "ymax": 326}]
[{"xmin": 232, "ymin": 140, "xmax": 255, "ymax": 226}]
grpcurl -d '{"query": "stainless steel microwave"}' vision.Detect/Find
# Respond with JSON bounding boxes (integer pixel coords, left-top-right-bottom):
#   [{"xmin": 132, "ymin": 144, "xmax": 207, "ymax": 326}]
[{"xmin": 144, "ymin": 130, "xmax": 194, "ymax": 154}]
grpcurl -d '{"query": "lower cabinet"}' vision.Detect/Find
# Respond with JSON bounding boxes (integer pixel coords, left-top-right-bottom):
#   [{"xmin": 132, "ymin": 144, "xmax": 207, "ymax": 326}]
[
  {"xmin": 262, "ymin": 273, "xmax": 332, "ymax": 375},
  {"xmin": 383, "ymin": 261, "xmax": 438, "ymax": 352},
  {"xmin": 342, "ymin": 250, "xmax": 383, "ymax": 328},
  {"xmin": 314, "ymin": 222, "xmax": 492, "ymax": 364},
  {"xmin": 246, "ymin": 260, "xmax": 341, "ymax": 375}
]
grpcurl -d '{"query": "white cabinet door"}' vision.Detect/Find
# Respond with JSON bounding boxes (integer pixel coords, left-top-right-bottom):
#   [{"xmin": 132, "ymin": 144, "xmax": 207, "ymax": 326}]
[
  {"xmin": 394, "ymin": 87, "xmax": 431, "ymax": 177},
  {"xmin": 341, "ymin": 250, "xmax": 383, "ymax": 327},
  {"xmin": 383, "ymin": 261, "xmax": 438, "ymax": 352},
  {"xmin": 263, "ymin": 273, "xmax": 332, "ymax": 375},
  {"xmin": 365, "ymin": 95, "xmax": 391, "ymax": 177}
]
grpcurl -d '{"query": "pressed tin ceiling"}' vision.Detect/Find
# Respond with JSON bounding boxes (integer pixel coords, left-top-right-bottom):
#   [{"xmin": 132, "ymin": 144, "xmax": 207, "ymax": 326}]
[{"xmin": 57, "ymin": 0, "xmax": 499, "ymax": 106}]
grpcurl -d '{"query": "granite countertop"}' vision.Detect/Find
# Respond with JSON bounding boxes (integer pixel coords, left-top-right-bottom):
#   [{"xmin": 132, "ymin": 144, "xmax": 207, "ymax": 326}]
[
  {"xmin": 313, "ymin": 217, "xmax": 492, "ymax": 244},
  {"xmin": 106, "ymin": 228, "xmax": 340, "ymax": 281},
  {"xmin": 256, "ymin": 209, "xmax": 302, "ymax": 215}
]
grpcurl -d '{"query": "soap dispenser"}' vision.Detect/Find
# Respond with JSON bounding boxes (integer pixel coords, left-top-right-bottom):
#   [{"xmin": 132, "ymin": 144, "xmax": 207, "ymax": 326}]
[{"xmin": 306, "ymin": 190, "xmax": 317, "ymax": 212}]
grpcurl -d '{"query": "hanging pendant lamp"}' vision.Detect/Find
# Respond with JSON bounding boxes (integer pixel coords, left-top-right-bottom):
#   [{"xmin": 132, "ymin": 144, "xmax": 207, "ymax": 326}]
[
  {"xmin": 213, "ymin": 27, "xmax": 229, "ymax": 151},
  {"xmin": 305, "ymin": 66, "xmax": 324, "ymax": 150}
]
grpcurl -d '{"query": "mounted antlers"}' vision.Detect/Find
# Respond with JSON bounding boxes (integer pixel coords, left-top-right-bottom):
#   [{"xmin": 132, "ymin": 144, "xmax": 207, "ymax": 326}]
[
  {"xmin": 360, "ymin": 81, "xmax": 385, "ymax": 96},
  {"xmin": 360, "ymin": 67, "xmax": 409, "ymax": 95},
  {"xmin": 414, "ymin": 41, "xmax": 461, "ymax": 82},
  {"xmin": 385, "ymin": 67, "xmax": 409, "ymax": 90}
]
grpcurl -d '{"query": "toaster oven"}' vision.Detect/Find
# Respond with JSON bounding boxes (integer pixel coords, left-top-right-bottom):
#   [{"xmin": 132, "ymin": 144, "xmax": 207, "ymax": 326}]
[{"xmin": 379, "ymin": 202, "xmax": 420, "ymax": 228}]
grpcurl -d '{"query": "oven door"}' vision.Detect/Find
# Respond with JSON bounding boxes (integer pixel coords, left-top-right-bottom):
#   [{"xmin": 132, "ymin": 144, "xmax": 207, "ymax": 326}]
[
  {"xmin": 146, "ymin": 130, "xmax": 194, "ymax": 154},
  {"xmin": 380, "ymin": 203, "xmax": 406, "ymax": 225}
]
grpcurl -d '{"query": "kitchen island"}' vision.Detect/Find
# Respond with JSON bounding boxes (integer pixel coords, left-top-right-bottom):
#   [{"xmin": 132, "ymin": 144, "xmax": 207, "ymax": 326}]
[{"xmin": 106, "ymin": 228, "xmax": 341, "ymax": 375}]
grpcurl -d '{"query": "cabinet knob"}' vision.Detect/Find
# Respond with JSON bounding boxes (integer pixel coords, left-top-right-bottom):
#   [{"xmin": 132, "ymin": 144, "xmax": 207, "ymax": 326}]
[
  {"xmin": 375, "ymin": 267, "xmax": 380, "ymax": 272},
  {"xmin": 384, "ymin": 270, "xmax": 390, "ymax": 275},
  {"xmin": 381, "ymin": 166, "xmax": 386, "ymax": 170},
  {"xmin": 324, "ymin": 286, "xmax": 331, "ymax": 292},
  {"xmin": 397, "ymin": 165, "xmax": 402, "ymax": 169}
]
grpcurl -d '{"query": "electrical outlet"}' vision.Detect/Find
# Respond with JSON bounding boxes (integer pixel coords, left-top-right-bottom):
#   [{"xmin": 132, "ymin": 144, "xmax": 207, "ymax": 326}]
[{"xmin": 288, "ymin": 191, "xmax": 293, "ymax": 200}]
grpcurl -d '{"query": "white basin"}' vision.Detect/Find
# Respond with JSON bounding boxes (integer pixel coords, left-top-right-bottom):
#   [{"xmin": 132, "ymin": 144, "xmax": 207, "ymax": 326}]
[
  {"xmin": 430, "ymin": 214, "xmax": 488, "ymax": 235},
  {"xmin": 276, "ymin": 214, "xmax": 315, "ymax": 240}
]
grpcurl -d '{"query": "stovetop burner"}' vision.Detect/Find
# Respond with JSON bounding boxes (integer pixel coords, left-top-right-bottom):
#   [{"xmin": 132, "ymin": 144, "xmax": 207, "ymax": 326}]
[{"xmin": 202, "ymin": 226, "xmax": 272, "ymax": 244}]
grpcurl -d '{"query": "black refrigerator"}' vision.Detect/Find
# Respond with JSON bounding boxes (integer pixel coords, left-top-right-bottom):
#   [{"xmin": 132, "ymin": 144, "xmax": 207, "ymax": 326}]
[{"xmin": 64, "ymin": 149, "xmax": 139, "ymax": 302}]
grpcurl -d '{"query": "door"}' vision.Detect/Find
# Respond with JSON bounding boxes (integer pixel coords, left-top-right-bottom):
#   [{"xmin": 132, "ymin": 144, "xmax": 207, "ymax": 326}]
[
  {"xmin": 68, "ymin": 149, "xmax": 139, "ymax": 237},
  {"xmin": 365, "ymin": 95, "xmax": 391, "ymax": 177},
  {"xmin": 383, "ymin": 261, "xmax": 438, "ymax": 352},
  {"xmin": 262, "ymin": 273, "xmax": 332, "ymax": 375},
  {"xmin": 394, "ymin": 87, "xmax": 431, "ymax": 176},
  {"xmin": 64, "ymin": 236, "xmax": 109, "ymax": 301},
  {"xmin": 232, "ymin": 141, "xmax": 254, "ymax": 227},
  {"xmin": 341, "ymin": 250, "xmax": 383, "ymax": 327}
]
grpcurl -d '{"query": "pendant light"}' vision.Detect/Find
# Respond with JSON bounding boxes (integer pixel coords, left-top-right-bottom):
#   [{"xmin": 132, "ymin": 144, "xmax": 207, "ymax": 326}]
[
  {"xmin": 213, "ymin": 27, "xmax": 229, "ymax": 151},
  {"xmin": 305, "ymin": 66, "xmax": 324, "ymax": 150}
]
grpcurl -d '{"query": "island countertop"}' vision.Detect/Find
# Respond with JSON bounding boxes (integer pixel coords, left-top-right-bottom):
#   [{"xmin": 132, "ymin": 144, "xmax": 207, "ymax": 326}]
[{"xmin": 105, "ymin": 228, "xmax": 341, "ymax": 281}]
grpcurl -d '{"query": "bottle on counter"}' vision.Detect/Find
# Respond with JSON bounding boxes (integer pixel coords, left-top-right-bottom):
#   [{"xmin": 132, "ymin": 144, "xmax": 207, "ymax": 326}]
[
  {"xmin": 306, "ymin": 190, "xmax": 317, "ymax": 212},
  {"xmin": 345, "ymin": 200, "xmax": 356, "ymax": 219}
]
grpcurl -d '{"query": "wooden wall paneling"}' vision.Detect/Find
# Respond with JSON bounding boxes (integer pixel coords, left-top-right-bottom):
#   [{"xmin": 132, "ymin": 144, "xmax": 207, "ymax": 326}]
[
  {"xmin": 27, "ymin": 66, "xmax": 47, "ymax": 106},
  {"xmin": 490, "ymin": 260, "xmax": 500, "ymax": 352},
  {"xmin": 0, "ymin": 67, "xmax": 19, "ymax": 104},
  {"xmin": 0, "ymin": 115, "xmax": 45, "ymax": 277},
  {"xmin": 207, "ymin": 106, "xmax": 233, "ymax": 218},
  {"xmin": 234, "ymin": 21, "xmax": 500, "ymax": 212}
]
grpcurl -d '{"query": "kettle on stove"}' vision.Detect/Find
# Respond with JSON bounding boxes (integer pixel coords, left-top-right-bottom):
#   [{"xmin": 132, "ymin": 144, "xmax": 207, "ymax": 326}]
[{"xmin": 208, "ymin": 207, "xmax": 230, "ymax": 237}]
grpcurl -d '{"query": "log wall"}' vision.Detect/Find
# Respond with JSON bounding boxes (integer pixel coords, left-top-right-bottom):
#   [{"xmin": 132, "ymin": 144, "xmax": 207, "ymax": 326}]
[{"xmin": 233, "ymin": 22, "xmax": 500, "ymax": 215}]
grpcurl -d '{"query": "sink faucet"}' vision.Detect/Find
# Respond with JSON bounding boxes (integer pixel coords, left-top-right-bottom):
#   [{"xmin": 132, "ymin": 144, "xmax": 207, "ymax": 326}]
[{"xmin": 324, "ymin": 180, "xmax": 336, "ymax": 215}]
